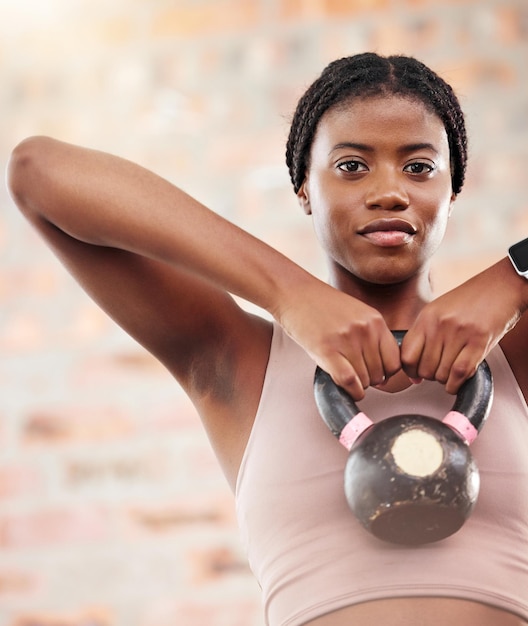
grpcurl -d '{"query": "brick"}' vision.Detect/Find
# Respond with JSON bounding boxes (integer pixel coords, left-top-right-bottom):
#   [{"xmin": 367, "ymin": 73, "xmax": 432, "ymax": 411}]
[
  {"xmin": 432, "ymin": 255, "xmax": 503, "ymax": 296},
  {"xmin": 70, "ymin": 350, "xmax": 168, "ymax": 389},
  {"xmin": 513, "ymin": 206, "xmax": 528, "ymax": 235},
  {"xmin": 281, "ymin": 0, "xmax": 392, "ymax": 19},
  {"xmin": 403, "ymin": 0, "xmax": 432, "ymax": 6},
  {"xmin": 0, "ymin": 412, "xmax": 6, "ymax": 449},
  {"xmin": 497, "ymin": 5, "xmax": 528, "ymax": 44},
  {"xmin": 189, "ymin": 546, "xmax": 251, "ymax": 583},
  {"xmin": 122, "ymin": 497, "xmax": 232, "ymax": 538},
  {"xmin": 205, "ymin": 129, "xmax": 286, "ymax": 174},
  {"xmin": 0, "ymin": 507, "xmax": 109, "ymax": 549},
  {"xmin": 323, "ymin": 0, "xmax": 391, "ymax": 15},
  {"xmin": 64, "ymin": 450, "xmax": 170, "ymax": 490},
  {"xmin": 368, "ymin": 19, "xmax": 442, "ymax": 54},
  {"xmin": 436, "ymin": 58, "xmax": 517, "ymax": 95},
  {"xmin": 0, "ymin": 569, "xmax": 40, "ymax": 596},
  {"xmin": 141, "ymin": 599, "xmax": 262, "ymax": 626},
  {"xmin": 1, "ymin": 312, "xmax": 44, "ymax": 352},
  {"xmin": 0, "ymin": 267, "xmax": 59, "ymax": 300},
  {"xmin": 183, "ymin": 441, "xmax": 230, "ymax": 486},
  {"xmin": 0, "ymin": 464, "xmax": 42, "ymax": 499},
  {"xmin": 96, "ymin": 18, "xmax": 135, "ymax": 45},
  {"xmin": 279, "ymin": 0, "xmax": 323, "ymax": 19},
  {"xmin": 64, "ymin": 304, "xmax": 112, "ymax": 342},
  {"xmin": 147, "ymin": 401, "xmax": 200, "ymax": 434},
  {"xmin": 150, "ymin": 1, "xmax": 259, "ymax": 37},
  {"xmin": 9, "ymin": 608, "xmax": 113, "ymax": 626},
  {"xmin": 22, "ymin": 407, "xmax": 136, "ymax": 446}
]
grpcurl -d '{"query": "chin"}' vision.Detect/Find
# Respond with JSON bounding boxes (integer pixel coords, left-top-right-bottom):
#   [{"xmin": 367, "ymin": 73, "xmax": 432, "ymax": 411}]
[
  {"xmin": 336, "ymin": 258, "xmax": 422, "ymax": 288},
  {"xmin": 370, "ymin": 275, "xmax": 409, "ymax": 286},
  {"xmin": 358, "ymin": 269, "xmax": 422, "ymax": 289}
]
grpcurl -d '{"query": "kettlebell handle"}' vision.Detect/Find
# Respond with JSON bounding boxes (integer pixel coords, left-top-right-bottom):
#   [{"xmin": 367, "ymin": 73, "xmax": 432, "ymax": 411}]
[{"xmin": 314, "ymin": 330, "xmax": 494, "ymax": 449}]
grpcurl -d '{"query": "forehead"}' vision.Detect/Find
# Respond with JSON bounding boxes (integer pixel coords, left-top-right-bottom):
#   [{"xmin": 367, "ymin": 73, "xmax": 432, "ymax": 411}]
[{"xmin": 313, "ymin": 95, "xmax": 449, "ymax": 153}]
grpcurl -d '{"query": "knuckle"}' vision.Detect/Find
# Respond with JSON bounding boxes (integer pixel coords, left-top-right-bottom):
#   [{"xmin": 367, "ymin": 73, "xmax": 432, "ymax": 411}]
[
  {"xmin": 335, "ymin": 375, "xmax": 365, "ymax": 401},
  {"xmin": 400, "ymin": 353, "xmax": 414, "ymax": 370},
  {"xmin": 450, "ymin": 360, "xmax": 474, "ymax": 381},
  {"xmin": 336, "ymin": 372, "xmax": 357, "ymax": 388},
  {"xmin": 417, "ymin": 364, "xmax": 436, "ymax": 380},
  {"xmin": 435, "ymin": 368, "xmax": 449, "ymax": 384},
  {"xmin": 333, "ymin": 368, "xmax": 361, "ymax": 391},
  {"xmin": 369, "ymin": 372, "xmax": 385, "ymax": 387},
  {"xmin": 386, "ymin": 358, "xmax": 403, "ymax": 377}
]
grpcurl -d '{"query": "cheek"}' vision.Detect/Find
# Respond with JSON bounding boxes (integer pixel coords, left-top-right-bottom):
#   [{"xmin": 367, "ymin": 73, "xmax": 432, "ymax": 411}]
[
  {"xmin": 422, "ymin": 203, "xmax": 452, "ymax": 254},
  {"xmin": 306, "ymin": 184, "xmax": 337, "ymax": 247},
  {"xmin": 310, "ymin": 210, "xmax": 335, "ymax": 252},
  {"xmin": 307, "ymin": 179, "xmax": 358, "ymax": 247},
  {"xmin": 310, "ymin": 202, "xmax": 351, "ymax": 255}
]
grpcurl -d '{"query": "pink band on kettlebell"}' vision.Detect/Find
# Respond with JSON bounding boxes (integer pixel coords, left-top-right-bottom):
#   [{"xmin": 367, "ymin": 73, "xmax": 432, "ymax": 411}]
[
  {"xmin": 442, "ymin": 411, "xmax": 478, "ymax": 445},
  {"xmin": 339, "ymin": 412, "xmax": 374, "ymax": 451}
]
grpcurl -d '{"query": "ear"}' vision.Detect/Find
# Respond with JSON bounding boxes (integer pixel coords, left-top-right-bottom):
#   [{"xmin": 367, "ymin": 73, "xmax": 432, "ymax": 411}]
[
  {"xmin": 297, "ymin": 179, "xmax": 312, "ymax": 215},
  {"xmin": 448, "ymin": 191, "xmax": 456, "ymax": 217}
]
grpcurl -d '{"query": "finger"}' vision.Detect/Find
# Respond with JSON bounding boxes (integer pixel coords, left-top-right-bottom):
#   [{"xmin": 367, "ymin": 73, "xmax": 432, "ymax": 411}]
[
  {"xmin": 432, "ymin": 341, "xmax": 465, "ymax": 385},
  {"xmin": 324, "ymin": 354, "xmax": 368, "ymax": 402},
  {"xmin": 400, "ymin": 328, "xmax": 426, "ymax": 381},
  {"xmin": 378, "ymin": 330, "xmax": 403, "ymax": 379},
  {"xmin": 359, "ymin": 335, "xmax": 392, "ymax": 387},
  {"xmin": 403, "ymin": 329, "xmax": 456, "ymax": 383},
  {"xmin": 444, "ymin": 347, "xmax": 481, "ymax": 395},
  {"xmin": 415, "ymin": 337, "xmax": 445, "ymax": 381}
]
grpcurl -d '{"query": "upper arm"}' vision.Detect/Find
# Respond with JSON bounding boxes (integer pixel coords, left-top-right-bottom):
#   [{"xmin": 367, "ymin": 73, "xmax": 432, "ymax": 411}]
[
  {"xmin": 26, "ymin": 213, "xmax": 271, "ymax": 401},
  {"xmin": 19, "ymin": 217, "xmax": 273, "ymax": 488},
  {"xmin": 8, "ymin": 136, "xmax": 277, "ymax": 487}
]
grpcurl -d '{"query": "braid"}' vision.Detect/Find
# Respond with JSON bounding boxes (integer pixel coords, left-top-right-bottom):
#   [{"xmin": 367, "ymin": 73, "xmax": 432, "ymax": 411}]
[
  {"xmin": 286, "ymin": 54, "xmax": 387, "ymax": 194},
  {"xmin": 388, "ymin": 55, "xmax": 468, "ymax": 194},
  {"xmin": 285, "ymin": 53, "xmax": 468, "ymax": 195}
]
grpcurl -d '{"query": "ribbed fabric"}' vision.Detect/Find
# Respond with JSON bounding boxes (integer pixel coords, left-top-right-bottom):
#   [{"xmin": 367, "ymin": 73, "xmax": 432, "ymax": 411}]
[{"xmin": 236, "ymin": 323, "xmax": 528, "ymax": 625}]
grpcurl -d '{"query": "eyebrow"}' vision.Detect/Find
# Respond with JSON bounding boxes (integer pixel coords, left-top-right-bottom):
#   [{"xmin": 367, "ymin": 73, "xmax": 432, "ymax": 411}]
[{"xmin": 329, "ymin": 141, "xmax": 439, "ymax": 155}]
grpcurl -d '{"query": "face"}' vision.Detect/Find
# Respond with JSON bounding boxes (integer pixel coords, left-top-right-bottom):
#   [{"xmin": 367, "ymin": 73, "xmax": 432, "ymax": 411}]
[{"xmin": 298, "ymin": 95, "xmax": 455, "ymax": 289}]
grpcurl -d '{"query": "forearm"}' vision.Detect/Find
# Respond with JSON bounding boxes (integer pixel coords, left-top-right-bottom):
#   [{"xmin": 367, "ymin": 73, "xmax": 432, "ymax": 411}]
[
  {"xmin": 401, "ymin": 255, "xmax": 528, "ymax": 393},
  {"xmin": 6, "ymin": 136, "xmax": 314, "ymax": 318},
  {"xmin": 470, "ymin": 256, "xmax": 528, "ymax": 327}
]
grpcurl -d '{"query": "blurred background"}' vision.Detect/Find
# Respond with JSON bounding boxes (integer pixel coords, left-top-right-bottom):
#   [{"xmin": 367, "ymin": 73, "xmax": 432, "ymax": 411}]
[{"xmin": 1, "ymin": 0, "xmax": 527, "ymax": 624}]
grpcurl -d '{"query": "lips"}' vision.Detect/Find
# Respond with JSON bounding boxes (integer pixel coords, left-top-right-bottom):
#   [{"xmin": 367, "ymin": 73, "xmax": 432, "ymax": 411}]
[
  {"xmin": 358, "ymin": 218, "xmax": 417, "ymax": 235},
  {"xmin": 358, "ymin": 218, "xmax": 417, "ymax": 247}
]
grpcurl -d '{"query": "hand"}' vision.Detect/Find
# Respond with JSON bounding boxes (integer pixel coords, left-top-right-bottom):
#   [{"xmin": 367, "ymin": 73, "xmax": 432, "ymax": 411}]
[
  {"xmin": 276, "ymin": 279, "xmax": 401, "ymax": 401},
  {"xmin": 401, "ymin": 259, "xmax": 525, "ymax": 394}
]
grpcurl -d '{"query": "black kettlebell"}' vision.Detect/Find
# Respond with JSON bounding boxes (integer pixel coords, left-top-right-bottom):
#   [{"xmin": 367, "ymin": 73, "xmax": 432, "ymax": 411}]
[{"xmin": 313, "ymin": 331, "xmax": 494, "ymax": 545}]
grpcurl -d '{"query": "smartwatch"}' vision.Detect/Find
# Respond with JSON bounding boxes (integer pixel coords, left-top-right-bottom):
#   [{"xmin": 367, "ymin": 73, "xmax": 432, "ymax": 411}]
[{"xmin": 508, "ymin": 237, "xmax": 528, "ymax": 278}]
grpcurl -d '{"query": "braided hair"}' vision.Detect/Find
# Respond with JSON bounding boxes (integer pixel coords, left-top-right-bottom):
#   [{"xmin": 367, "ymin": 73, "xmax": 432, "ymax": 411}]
[{"xmin": 285, "ymin": 53, "xmax": 467, "ymax": 196}]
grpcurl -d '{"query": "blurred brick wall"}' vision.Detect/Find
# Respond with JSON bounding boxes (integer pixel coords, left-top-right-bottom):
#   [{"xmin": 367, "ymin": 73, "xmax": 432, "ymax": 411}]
[{"xmin": 1, "ymin": 0, "xmax": 527, "ymax": 624}]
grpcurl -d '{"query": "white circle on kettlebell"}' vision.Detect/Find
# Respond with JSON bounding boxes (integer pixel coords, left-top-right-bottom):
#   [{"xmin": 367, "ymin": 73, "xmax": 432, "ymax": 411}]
[{"xmin": 391, "ymin": 428, "xmax": 444, "ymax": 477}]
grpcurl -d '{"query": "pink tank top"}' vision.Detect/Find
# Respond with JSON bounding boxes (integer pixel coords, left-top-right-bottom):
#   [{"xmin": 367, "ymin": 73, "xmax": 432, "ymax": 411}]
[{"xmin": 236, "ymin": 323, "xmax": 528, "ymax": 626}]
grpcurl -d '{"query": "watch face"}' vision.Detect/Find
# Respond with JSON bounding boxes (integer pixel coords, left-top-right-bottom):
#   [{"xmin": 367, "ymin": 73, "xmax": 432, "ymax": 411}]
[{"xmin": 509, "ymin": 238, "xmax": 528, "ymax": 273}]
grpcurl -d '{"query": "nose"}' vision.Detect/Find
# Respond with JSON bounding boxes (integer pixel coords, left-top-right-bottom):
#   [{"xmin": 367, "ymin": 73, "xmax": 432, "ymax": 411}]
[{"xmin": 365, "ymin": 170, "xmax": 409, "ymax": 211}]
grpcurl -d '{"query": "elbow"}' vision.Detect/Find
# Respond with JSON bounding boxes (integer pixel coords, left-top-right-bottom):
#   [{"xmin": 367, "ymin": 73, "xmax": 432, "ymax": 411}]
[{"xmin": 6, "ymin": 136, "xmax": 54, "ymax": 216}]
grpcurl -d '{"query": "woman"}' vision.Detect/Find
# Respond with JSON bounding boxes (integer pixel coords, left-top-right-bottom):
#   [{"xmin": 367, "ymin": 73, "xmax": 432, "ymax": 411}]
[{"xmin": 7, "ymin": 53, "xmax": 528, "ymax": 625}]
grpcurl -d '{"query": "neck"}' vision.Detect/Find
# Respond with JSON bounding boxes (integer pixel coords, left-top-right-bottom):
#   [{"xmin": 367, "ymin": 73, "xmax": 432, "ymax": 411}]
[{"xmin": 329, "ymin": 267, "xmax": 433, "ymax": 330}]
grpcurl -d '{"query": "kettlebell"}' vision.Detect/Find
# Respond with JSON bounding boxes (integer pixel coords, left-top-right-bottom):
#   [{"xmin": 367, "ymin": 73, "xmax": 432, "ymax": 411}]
[{"xmin": 313, "ymin": 331, "xmax": 494, "ymax": 545}]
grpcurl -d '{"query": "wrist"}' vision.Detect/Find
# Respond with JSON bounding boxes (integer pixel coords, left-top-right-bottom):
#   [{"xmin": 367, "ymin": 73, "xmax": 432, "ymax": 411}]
[
  {"xmin": 508, "ymin": 236, "xmax": 528, "ymax": 280},
  {"xmin": 266, "ymin": 266, "xmax": 325, "ymax": 324},
  {"xmin": 499, "ymin": 256, "xmax": 528, "ymax": 314}
]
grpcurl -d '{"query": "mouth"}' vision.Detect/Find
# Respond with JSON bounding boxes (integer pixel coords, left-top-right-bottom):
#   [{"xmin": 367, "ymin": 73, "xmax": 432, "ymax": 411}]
[{"xmin": 358, "ymin": 218, "xmax": 417, "ymax": 247}]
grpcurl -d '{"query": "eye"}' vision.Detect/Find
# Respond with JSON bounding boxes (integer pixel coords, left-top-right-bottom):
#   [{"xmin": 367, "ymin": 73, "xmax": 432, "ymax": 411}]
[
  {"xmin": 337, "ymin": 160, "xmax": 368, "ymax": 173},
  {"xmin": 404, "ymin": 161, "xmax": 435, "ymax": 175}
]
